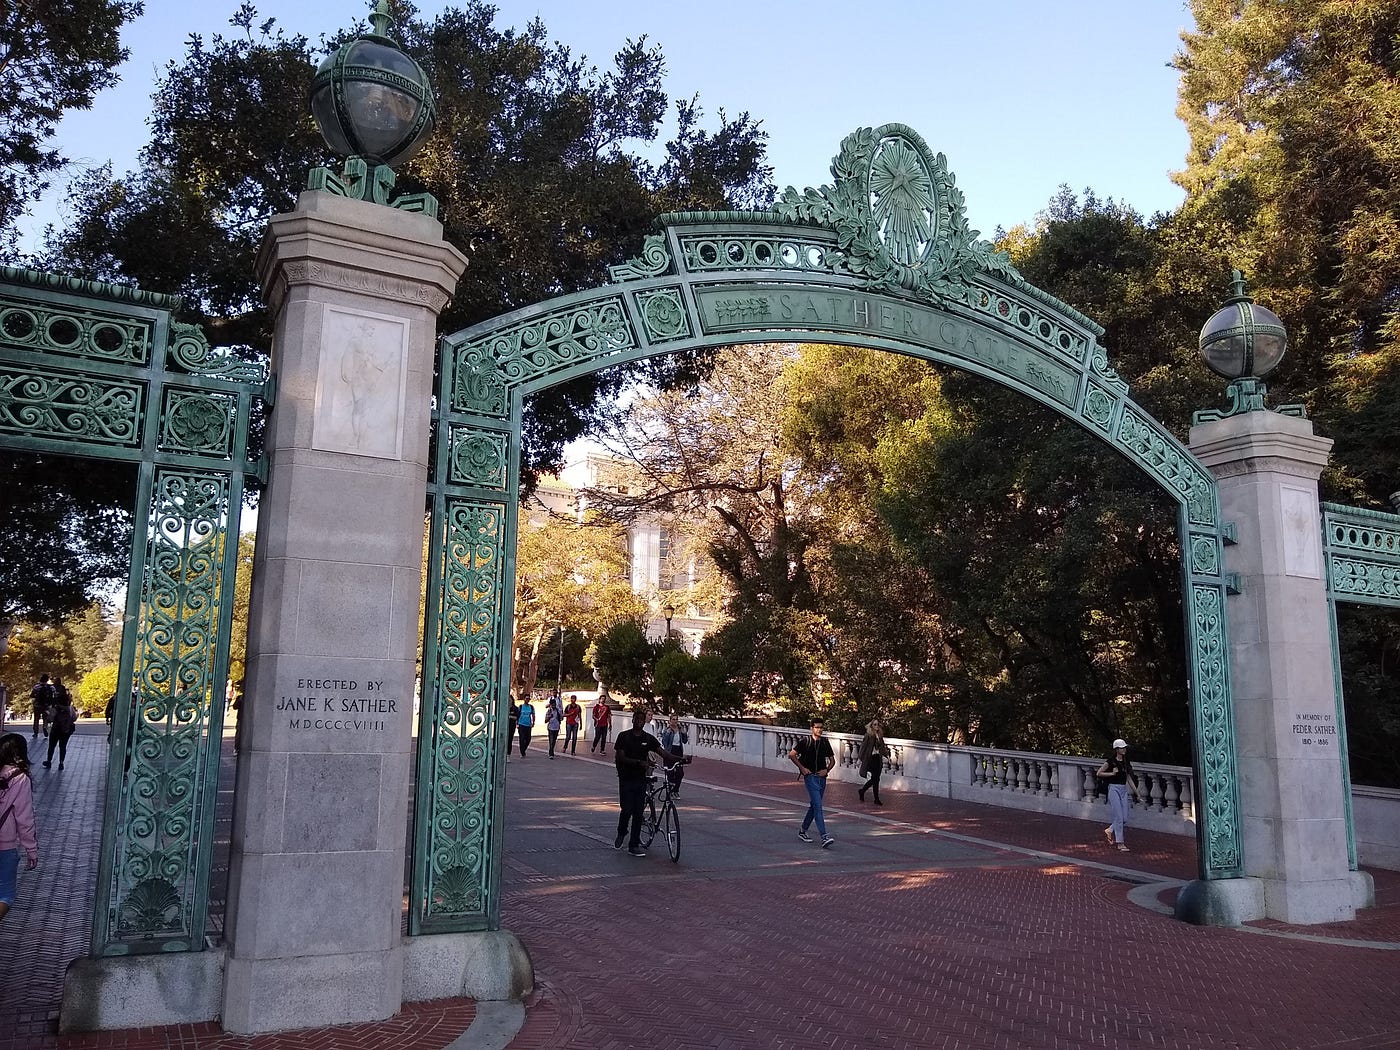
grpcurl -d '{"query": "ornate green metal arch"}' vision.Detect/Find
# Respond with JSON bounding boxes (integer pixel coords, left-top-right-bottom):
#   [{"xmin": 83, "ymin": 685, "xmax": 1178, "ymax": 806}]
[
  {"xmin": 412, "ymin": 125, "xmax": 1242, "ymax": 932},
  {"xmin": 0, "ymin": 266, "xmax": 269, "ymax": 954}
]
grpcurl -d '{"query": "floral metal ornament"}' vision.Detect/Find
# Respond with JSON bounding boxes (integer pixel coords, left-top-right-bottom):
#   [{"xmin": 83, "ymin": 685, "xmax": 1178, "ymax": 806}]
[{"xmin": 774, "ymin": 123, "xmax": 1019, "ymax": 301}]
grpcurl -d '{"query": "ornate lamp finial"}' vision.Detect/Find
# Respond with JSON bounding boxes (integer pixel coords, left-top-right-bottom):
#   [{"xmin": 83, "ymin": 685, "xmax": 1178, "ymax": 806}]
[
  {"xmin": 1193, "ymin": 270, "xmax": 1305, "ymax": 423},
  {"xmin": 306, "ymin": 1, "xmax": 438, "ymax": 215}
]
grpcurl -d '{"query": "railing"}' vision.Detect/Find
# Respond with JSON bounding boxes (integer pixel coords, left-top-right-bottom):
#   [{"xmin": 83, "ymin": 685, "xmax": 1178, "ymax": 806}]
[{"xmin": 632, "ymin": 711, "xmax": 1400, "ymax": 869}]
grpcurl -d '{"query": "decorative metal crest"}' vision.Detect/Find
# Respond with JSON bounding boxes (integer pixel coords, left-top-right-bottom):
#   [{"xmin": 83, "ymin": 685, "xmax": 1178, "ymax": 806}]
[
  {"xmin": 773, "ymin": 123, "xmax": 1019, "ymax": 302},
  {"xmin": 306, "ymin": 157, "xmax": 440, "ymax": 218}
]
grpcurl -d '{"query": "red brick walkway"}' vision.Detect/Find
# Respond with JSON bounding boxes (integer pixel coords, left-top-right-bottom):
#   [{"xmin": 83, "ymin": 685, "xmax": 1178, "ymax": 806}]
[{"xmin": 2, "ymin": 729, "xmax": 1397, "ymax": 1049}]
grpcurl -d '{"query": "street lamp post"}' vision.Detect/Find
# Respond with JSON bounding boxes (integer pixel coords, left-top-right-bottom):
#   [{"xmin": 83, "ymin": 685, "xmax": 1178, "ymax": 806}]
[
  {"xmin": 556, "ymin": 624, "xmax": 565, "ymax": 697},
  {"xmin": 663, "ymin": 603, "xmax": 675, "ymax": 642}
]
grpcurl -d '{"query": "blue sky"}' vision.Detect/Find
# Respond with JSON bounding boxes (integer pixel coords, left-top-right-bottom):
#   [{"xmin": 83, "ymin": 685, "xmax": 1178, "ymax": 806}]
[{"xmin": 19, "ymin": 0, "xmax": 1194, "ymax": 250}]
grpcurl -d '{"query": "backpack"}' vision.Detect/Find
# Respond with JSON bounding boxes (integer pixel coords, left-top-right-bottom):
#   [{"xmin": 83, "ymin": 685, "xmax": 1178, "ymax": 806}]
[
  {"xmin": 52, "ymin": 693, "xmax": 77, "ymax": 733},
  {"xmin": 32, "ymin": 682, "xmax": 55, "ymax": 710},
  {"xmin": 517, "ymin": 703, "xmax": 535, "ymax": 728}
]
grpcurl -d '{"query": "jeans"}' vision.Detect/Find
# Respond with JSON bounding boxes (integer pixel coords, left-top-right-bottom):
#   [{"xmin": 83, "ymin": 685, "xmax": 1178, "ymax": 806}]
[
  {"xmin": 801, "ymin": 774, "xmax": 829, "ymax": 838},
  {"xmin": 547, "ymin": 728, "xmax": 559, "ymax": 756},
  {"xmin": 617, "ymin": 779, "xmax": 647, "ymax": 847},
  {"xmin": 517, "ymin": 725, "xmax": 532, "ymax": 756},
  {"xmin": 592, "ymin": 725, "xmax": 610, "ymax": 752},
  {"xmin": 1108, "ymin": 783, "xmax": 1130, "ymax": 844},
  {"xmin": 564, "ymin": 723, "xmax": 579, "ymax": 753}
]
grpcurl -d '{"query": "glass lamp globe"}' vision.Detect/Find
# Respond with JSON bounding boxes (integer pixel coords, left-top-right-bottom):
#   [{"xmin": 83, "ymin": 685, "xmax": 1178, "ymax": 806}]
[
  {"xmin": 310, "ymin": 4, "xmax": 435, "ymax": 168},
  {"xmin": 1198, "ymin": 271, "xmax": 1287, "ymax": 380}
]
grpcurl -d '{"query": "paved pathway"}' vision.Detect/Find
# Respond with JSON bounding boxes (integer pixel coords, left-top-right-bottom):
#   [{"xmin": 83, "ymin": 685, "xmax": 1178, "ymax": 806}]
[{"xmin": 2, "ymin": 727, "xmax": 1397, "ymax": 1048}]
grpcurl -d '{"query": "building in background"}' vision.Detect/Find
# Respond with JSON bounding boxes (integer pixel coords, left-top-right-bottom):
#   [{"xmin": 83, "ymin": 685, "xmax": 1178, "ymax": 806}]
[{"xmin": 527, "ymin": 451, "xmax": 718, "ymax": 654}]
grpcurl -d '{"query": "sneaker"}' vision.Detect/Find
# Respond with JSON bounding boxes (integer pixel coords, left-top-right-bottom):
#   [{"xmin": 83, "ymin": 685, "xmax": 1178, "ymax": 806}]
[
  {"xmin": 822, "ymin": 836, "xmax": 835, "ymax": 849},
  {"xmin": 628, "ymin": 846, "xmax": 647, "ymax": 857},
  {"xmin": 1103, "ymin": 828, "xmax": 1115, "ymax": 846},
  {"xmin": 614, "ymin": 835, "xmax": 624, "ymax": 850},
  {"xmin": 58, "ymin": 763, "xmax": 64, "ymax": 771},
  {"xmin": 42, "ymin": 761, "xmax": 51, "ymax": 768},
  {"xmin": 797, "ymin": 830, "xmax": 812, "ymax": 843}
]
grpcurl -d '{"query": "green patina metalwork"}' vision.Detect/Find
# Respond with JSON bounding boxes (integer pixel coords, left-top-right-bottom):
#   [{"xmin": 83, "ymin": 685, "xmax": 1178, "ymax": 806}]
[
  {"xmin": 305, "ymin": 157, "xmax": 439, "ymax": 218},
  {"xmin": 1321, "ymin": 502, "xmax": 1400, "ymax": 869},
  {"xmin": 0, "ymin": 267, "xmax": 268, "ymax": 955},
  {"xmin": 413, "ymin": 124, "xmax": 1244, "ymax": 934}
]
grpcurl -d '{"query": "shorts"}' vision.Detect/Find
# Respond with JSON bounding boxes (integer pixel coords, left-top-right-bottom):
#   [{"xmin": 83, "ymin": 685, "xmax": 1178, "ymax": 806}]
[{"xmin": 0, "ymin": 848, "xmax": 18, "ymax": 906}]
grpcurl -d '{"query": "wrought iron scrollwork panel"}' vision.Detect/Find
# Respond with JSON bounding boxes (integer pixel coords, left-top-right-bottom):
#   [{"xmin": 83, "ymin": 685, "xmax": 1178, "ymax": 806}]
[
  {"xmin": 104, "ymin": 469, "xmax": 234, "ymax": 952},
  {"xmin": 416, "ymin": 497, "xmax": 508, "ymax": 929},
  {"xmin": 0, "ymin": 290, "xmax": 153, "ymax": 365},
  {"xmin": 0, "ymin": 364, "xmax": 144, "ymax": 446},
  {"xmin": 1186, "ymin": 578, "xmax": 1242, "ymax": 878}
]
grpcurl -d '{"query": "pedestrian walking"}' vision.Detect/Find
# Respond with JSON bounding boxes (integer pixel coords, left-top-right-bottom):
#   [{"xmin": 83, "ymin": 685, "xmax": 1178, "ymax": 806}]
[
  {"xmin": 516, "ymin": 695, "xmax": 536, "ymax": 757},
  {"xmin": 660, "ymin": 713, "xmax": 688, "ymax": 797},
  {"xmin": 544, "ymin": 695, "xmax": 562, "ymax": 758},
  {"xmin": 30, "ymin": 675, "xmax": 54, "ymax": 738},
  {"xmin": 590, "ymin": 693, "xmax": 613, "ymax": 753},
  {"xmin": 613, "ymin": 707, "xmax": 675, "ymax": 857},
  {"xmin": 789, "ymin": 717, "xmax": 836, "ymax": 848},
  {"xmin": 507, "ymin": 696, "xmax": 519, "ymax": 755},
  {"xmin": 563, "ymin": 694, "xmax": 582, "ymax": 754},
  {"xmin": 43, "ymin": 679, "xmax": 77, "ymax": 770},
  {"xmin": 856, "ymin": 719, "xmax": 888, "ymax": 805},
  {"xmin": 1097, "ymin": 738, "xmax": 1139, "ymax": 852},
  {"xmin": 0, "ymin": 732, "xmax": 41, "ymax": 925}
]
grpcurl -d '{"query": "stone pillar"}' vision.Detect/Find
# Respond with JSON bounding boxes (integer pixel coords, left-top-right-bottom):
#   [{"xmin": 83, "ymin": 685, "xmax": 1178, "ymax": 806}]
[
  {"xmin": 221, "ymin": 191, "xmax": 466, "ymax": 1033},
  {"xmin": 1184, "ymin": 410, "xmax": 1373, "ymax": 924}
]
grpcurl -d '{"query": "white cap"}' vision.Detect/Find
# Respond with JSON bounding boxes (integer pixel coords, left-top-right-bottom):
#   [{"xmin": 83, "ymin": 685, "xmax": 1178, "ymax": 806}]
[{"xmin": 1112, "ymin": 738, "xmax": 1128, "ymax": 750}]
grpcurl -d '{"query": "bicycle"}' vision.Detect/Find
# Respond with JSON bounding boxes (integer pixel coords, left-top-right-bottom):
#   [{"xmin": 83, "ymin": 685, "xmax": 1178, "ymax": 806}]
[{"xmin": 640, "ymin": 756, "xmax": 691, "ymax": 862}]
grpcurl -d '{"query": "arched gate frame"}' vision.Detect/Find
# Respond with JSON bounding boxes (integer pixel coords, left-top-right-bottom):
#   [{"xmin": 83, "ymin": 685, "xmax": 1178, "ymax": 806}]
[
  {"xmin": 0, "ymin": 267, "xmax": 269, "ymax": 954},
  {"xmin": 412, "ymin": 125, "xmax": 1243, "ymax": 932}
]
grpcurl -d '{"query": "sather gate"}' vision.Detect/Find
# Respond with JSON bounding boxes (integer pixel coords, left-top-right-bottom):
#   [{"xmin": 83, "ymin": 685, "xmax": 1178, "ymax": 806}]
[
  {"xmin": 411, "ymin": 124, "xmax": 1246, "ymax": 933},
  {"xmin": 10, "ymin": 123, "xmax": 1376, "ymax": 987}
]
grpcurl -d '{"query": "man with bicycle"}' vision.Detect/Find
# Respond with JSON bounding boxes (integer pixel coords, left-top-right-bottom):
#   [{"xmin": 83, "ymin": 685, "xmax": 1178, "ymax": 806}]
[{"xmin": 613, "ymin": 707, "xmax": 676, "ymax": 857}]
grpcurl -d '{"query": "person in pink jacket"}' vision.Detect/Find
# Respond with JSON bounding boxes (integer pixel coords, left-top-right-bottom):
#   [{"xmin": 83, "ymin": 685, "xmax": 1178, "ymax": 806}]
[{"xmin": 0, "ymin": 732, "xmax": 40, "ymax": 924}]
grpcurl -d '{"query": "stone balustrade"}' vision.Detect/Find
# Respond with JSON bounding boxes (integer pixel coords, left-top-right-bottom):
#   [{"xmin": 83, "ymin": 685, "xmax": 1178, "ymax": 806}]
[{"xmin": 649, "ymin": 715, "xmax": 1398, "ymax": 869}]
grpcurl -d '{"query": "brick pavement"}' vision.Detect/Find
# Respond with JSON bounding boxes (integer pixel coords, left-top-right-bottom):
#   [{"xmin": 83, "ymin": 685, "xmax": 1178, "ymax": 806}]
[{"xmin": 2, "ymin": 729, "xmax": 1397, "ymax": 1049}]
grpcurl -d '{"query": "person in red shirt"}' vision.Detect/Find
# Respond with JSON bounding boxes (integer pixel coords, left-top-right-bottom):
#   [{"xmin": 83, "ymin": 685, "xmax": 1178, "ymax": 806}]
[
  {"xmin": 562, "ymin": 695, "xmax": 583, "ymax": 755},
  {"xmin": 590, "ymin": 693, "xmax": 613, "ymax": 754}
]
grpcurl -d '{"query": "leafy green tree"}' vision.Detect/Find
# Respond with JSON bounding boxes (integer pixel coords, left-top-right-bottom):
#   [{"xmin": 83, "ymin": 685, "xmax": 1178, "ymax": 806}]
[
  {"xmin": 0, "ymin": 453, "xmax": 136, "ymax": 628},
  {"xmin": 42, "ymin": 1, "xmax": 774, "ymax": 483},
  {"xmin": 1174, "ymin": 0, "xmax": 1400, "ymax": 502},
  {"xmin": 79, "ymin": 664, "xmax": 120, "ymax": 715},
  {"xmin": 587, "ymin": 618, "xmax": 657, "ymax": 702},
  {"xmin": 0, "ymin": 619, "xmax": 77, "ymax": 714},
  {"xmin": 512, "ymin": 510, "xmax": 643, "ymax": 697},
  {"xmin": 584, "ymin": 345, "xmax": 827, "ymax": 707},
  {"xmin": 0, "ymin": 0, "xmax": 142, "ymax": 253}
]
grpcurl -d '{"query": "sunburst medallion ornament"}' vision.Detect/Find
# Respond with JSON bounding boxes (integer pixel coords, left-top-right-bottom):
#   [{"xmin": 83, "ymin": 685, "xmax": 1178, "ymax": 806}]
[{"xmin": 868, "ymin": 137, "xmax": 935, "ymax": 266}]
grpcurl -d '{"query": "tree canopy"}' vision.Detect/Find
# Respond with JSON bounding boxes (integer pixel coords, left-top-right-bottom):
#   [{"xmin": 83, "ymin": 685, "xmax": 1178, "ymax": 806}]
[
  {"xmin": 0, "ymin": 0, "xmax": 142, "ymax": 254},
  {"xmin": 39, "ymin": 1, "xmax": 774, "ymax": 481}
]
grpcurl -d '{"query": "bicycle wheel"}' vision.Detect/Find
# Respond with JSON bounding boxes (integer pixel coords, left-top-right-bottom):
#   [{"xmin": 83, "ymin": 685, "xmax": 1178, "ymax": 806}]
[
  {"xmin": 660, "ymin": 799, "xmax": 681, "ymax": 862},
  {"xmin": 641, "ymin": 796, "xmax": 659, "ymax": 847}
]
